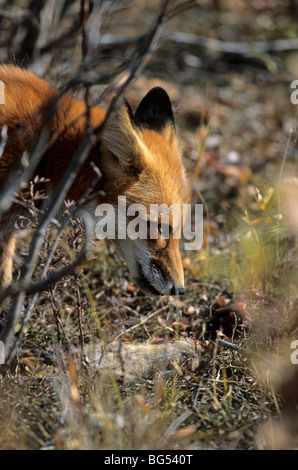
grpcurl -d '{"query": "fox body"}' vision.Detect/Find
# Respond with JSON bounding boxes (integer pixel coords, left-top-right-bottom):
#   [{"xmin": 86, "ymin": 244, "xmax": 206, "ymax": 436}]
[{"xmin": 0, "ymin": 65, "xmax": 190, "ymax": 295}]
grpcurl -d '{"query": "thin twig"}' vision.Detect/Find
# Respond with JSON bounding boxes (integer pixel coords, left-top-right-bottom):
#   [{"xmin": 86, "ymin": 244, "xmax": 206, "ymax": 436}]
[
  {"xmin": 1, "ymin": 213, "xmax": 94, "ymax": 364},
  {"xmin": 92, "ymin": 31, "xmax": 298, "ymax": 56},
  {"xmin": 112, "ymin": 305, "xmax": 169, "ymax": 342},
  {"xmin": 166, "ymin": 32, "xmax": 298, "ymax": 55},
  {"xmin": 0, "ymin": 127, "xmax": 50, "ymax": 220},
  {"xmin": 217, "ymin": 339, "xmax": 248, "ymax": 355},
  {"xmin": 4, "ymin": 177, "xmax": 100, "ymax": 361}
]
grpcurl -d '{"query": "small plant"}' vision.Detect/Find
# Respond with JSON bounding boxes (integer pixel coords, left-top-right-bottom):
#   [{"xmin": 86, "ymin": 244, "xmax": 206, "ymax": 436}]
[
  {"xmin": 236, "ymin": 184, "xmax": 292, "ymax": 294},
  {"xmin": 237, "ymin": 187, "xmax": 289, "ymax": 292}
]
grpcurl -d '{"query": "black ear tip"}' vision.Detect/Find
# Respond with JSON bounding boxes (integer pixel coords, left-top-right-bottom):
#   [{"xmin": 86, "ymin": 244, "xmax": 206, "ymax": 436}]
[
  {"xmin": 146, "ymin": 86, "xmax": 170, "ymax": 98},
  {"xmin": 135, "ymin": 86, "xmax": 175, "ymax": 131},
  {"xmin": 141, "ymin": 87, "xmax": 172, "ymax": 109}
]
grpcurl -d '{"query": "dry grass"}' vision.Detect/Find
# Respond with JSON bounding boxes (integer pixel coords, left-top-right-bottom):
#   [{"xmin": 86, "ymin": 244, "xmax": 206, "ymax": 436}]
[
  {"xmin": 0, "ymin": 0, "xmax": 298, "ymax": 451},
  {"xmin": 0, "ymin": 219, "xmax": 297, "ymax": 449}
]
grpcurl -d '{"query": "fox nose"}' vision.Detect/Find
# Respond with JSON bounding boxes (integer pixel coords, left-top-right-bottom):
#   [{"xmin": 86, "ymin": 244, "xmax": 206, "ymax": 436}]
[{"xmin": 170, "ymin": 285, "xmax": 185, "ymax": 296}]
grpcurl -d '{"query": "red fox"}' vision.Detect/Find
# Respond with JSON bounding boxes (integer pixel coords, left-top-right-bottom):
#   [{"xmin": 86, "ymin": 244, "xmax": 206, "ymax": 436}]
[{"xmin": 0, "ymin": 65, "xmax": 190, "ymax": 295}]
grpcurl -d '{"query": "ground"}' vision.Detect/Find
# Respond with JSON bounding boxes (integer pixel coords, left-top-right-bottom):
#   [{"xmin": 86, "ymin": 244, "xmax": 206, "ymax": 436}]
[{"xmin": 0, "ymin": 0, "xmax": 297, "ymax": 450}]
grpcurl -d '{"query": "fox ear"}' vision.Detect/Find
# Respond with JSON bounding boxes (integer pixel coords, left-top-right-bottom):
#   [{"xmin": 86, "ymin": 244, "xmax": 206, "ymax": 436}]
[
  {"xmin": 102, "ymin": 101, "xmax": 145, "ymax": 176},
  {"xmin": 134, "ymin": 87, "xmax": 175, "ymax": 132}
]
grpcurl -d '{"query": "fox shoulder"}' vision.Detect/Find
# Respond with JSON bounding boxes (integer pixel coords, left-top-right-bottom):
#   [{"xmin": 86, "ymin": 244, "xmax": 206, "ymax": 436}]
[
  {"xmin": 0, "ymin": 65, "xmax": 57, "ymax": 130},
  {"xmin": 0, "ymin": 64, "xmax": 104, "ymax": 137}
]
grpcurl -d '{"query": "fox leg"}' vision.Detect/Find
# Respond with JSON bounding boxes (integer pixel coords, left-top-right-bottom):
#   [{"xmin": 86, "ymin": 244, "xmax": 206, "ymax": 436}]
[{"xmin": 0, "ymin": 232, "xmax": 16, "ymax": 287}]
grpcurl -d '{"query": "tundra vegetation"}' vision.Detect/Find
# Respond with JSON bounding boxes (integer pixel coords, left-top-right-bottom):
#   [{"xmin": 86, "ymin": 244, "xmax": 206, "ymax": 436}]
[{"xmin": 0, "ymin": 0, "xmax": 297, "ymax": 450}]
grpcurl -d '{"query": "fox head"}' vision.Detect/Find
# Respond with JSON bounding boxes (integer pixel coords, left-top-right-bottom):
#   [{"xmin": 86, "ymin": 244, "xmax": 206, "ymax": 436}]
[{"xmin": 98, "ymin": 87, "xmax": 190, "ymax": 295}]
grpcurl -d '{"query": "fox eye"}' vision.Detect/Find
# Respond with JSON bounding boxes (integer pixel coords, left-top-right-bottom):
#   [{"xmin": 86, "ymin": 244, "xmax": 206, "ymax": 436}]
[
  {"xmin": 158, "ymin": 222, "xmax": 172, "ymax": 238},
  {"xmin": 147, "ymin": 221, "xmax": 170, "ymax": 250}
]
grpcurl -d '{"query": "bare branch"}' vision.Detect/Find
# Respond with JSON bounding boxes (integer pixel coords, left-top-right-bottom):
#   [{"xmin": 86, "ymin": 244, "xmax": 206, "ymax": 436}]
[
  {"xmin": 0, "ymin": 126, "xmax": 50, "ymax": 220},
  {"xmin": 4, "ymin": 169, "xmax": 102, "ymax": 362},
  {"xmin": 0, "ymin": 0, "xmax": 171, "ymax": 365},
  {"xmin": 165, "ymin": 32, "xmax": 298, "ymax": 55},
  {"xmin": 90, "ymin": 31, "xmax": 298, "ymax": 57},
  {"xmin": 1, "ymin": 212, "xmax": 94, "ymax": 365}
]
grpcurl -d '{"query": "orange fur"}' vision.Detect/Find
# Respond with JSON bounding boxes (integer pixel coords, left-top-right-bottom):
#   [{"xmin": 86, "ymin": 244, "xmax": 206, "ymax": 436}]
[{"xmin": 0, "ymin": 65, "xmax": 190, "ymax": 294}]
